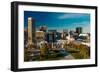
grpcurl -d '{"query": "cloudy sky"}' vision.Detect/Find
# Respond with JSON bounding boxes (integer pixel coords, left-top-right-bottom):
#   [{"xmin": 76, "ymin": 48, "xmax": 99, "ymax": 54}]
[{"xmin": 24, "ymin": 11, "xmax": 90, "ymax": 33}]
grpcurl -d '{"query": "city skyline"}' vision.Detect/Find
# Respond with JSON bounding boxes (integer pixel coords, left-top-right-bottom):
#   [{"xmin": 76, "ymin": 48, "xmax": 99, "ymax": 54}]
[
  {"xmin": 24, "ymin": 11, "xmax": 91, "ymax": 62},
  {"xmin": 24, "ymin": 11, "xmax": 90, "ymax": 33}
]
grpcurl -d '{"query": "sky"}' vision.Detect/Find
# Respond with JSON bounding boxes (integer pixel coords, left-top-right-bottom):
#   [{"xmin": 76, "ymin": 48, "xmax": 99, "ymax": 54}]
[{"xmin": 24, "ymin": 11, "xmax": 90, "ymax": 33}]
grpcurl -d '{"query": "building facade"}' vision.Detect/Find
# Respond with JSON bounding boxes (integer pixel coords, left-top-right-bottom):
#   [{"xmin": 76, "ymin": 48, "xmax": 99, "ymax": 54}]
[
  {"xmin": 27, "ymin": 17, "xmax": 36, "ymax": 49},
  {"xmin": 76, "ymin": 27, "xmax": 82, "ymax": 35}
]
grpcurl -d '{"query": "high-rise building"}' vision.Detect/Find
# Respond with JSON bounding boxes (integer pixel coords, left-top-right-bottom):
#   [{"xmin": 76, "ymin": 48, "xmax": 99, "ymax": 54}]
[
  {"xmin": 27, "ymin": 17, "xmax": 35, "ymax": 49},
  {"xmin": 62, "ymin": 29, "xmax": 69, "ymax": 39},
  {"xmin": 46, "ymin": 33, "xmax": 55, "ymax": 43},
  {"xmin": 69, "ymin": 30, "xmax": 78, "ymax": 39},
  {"xmin": 76, "ymin": 27, "xmax": 82, "ymax": 35},
  {"xmin": 47, "ymin": 30, "xmax": 57, "ymax": 43},
  {"xmin": 56, "ymin": 32, "xmax": 61, "ymax": 40},
  {"xmin": 39, "ymin": 25, "xmax": 47, "ymax": 32},
  {"xmin": 24, "ymin": 28, "xmax": 28, "ymax": 48},
  {"xmin": 36, "ymin": 31, "xmax": 45, "ymax": 42},
  {"xmin": 69, "ymin": 30, "xmax": 75, "ymax": 37}
]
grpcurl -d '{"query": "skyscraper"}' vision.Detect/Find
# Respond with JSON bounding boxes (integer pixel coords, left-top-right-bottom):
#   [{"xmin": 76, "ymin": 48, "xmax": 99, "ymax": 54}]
[
  {"xmin": 76, "ymin": 27, "xmax": 82, "ymax": 35},
  {"xmin": 27, "ymin": 17, "xmax": 35, "ymax": 49}
]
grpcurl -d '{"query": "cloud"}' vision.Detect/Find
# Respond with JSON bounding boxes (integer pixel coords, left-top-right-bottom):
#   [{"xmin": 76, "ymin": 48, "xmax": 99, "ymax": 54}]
[{"xmin": 58, "ymin": 14, "xmax": 89, "ymax": 19}]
